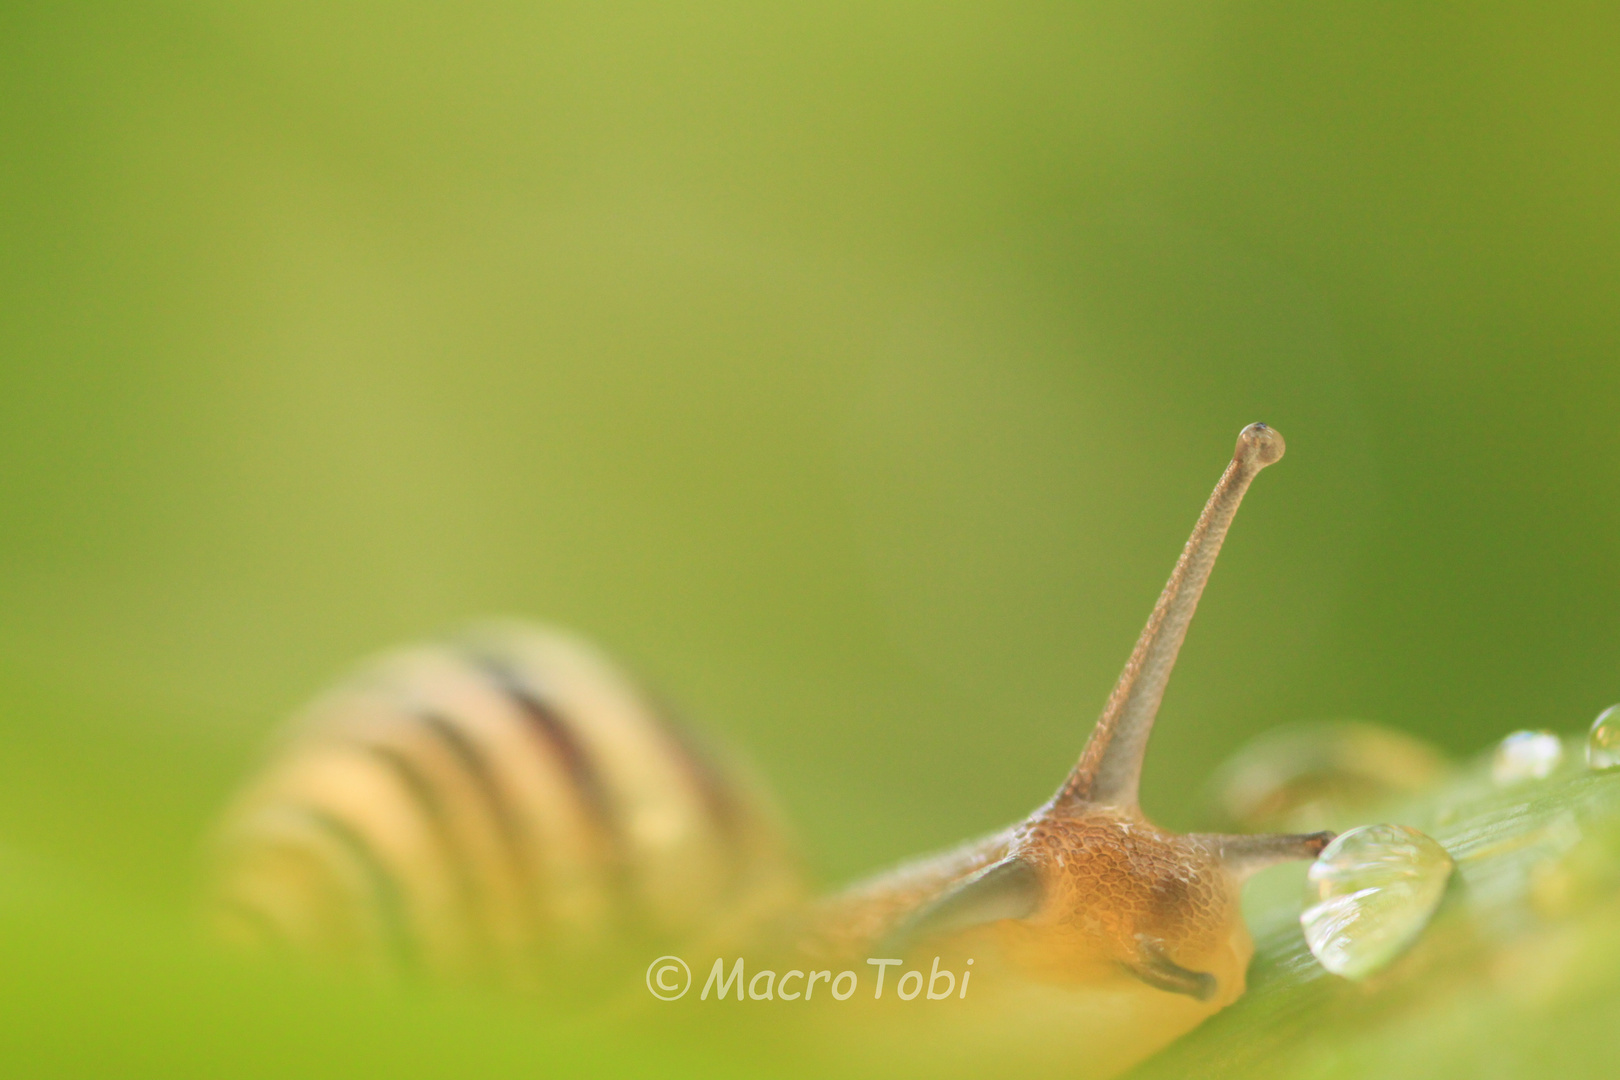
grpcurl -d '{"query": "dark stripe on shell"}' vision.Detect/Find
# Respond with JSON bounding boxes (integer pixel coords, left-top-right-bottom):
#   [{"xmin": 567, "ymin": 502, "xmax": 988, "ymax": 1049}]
[
  {"xmin": 462, "ymin": 651, "xmax": 619, "ymax": 834},
  {"xmin": 300, "ymin": 807, "xmax": 417, "ymax": 973},
  {"xmin": 214, "ymin": 895, "xmax": 289, "ymax": 953},
  {"xmin": 637, "ymin": 690, "xmax": 749, "ymax": 885},
  {"xmin": 364, "ymin": 742, "xmax": 490, "ymax": 966},
  {"xmin": 411, "ymin": 709, "xmax": 545, "ymax": 935},
  {"xmin": 461, "ymin": 649, "xmax": 635, "ymax": 931}
]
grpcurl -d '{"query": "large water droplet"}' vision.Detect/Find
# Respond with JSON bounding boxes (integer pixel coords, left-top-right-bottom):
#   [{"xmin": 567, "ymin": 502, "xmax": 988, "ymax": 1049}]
[
  {"xmin": 1300, "ymin": 824, "xmax": 1453, "ymax": 980},
  {"xmin": 1492, "ymin": 730, "xmax": 1564, "ymax": 785},
  {"xmin": 1587, "ymin": 706, "xmax": 1620, "ymax": 771}
]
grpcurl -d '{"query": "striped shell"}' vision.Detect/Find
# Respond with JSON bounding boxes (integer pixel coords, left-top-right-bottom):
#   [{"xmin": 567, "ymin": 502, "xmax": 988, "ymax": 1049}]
[{"xmin": 206, "ymin": 622, "xmax": 803, "ymax": 996}]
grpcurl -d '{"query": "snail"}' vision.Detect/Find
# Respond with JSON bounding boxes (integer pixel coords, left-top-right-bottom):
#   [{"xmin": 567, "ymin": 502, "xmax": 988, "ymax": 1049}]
[{"xmin": 207, "ymin": 422, "xmax": 1330, "ymax": 1076}]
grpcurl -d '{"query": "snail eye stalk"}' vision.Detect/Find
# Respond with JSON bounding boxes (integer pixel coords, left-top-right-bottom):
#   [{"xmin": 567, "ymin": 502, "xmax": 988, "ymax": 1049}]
[{"xmin": 1060, "ymin": 423, "xmax": 1286, "ymax": 810}]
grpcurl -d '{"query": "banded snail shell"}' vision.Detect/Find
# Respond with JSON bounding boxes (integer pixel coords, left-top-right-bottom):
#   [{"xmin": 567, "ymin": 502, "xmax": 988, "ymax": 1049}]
[{"xmin": 206, "ymin": 621, "xmax": 804, "ymax": 997}]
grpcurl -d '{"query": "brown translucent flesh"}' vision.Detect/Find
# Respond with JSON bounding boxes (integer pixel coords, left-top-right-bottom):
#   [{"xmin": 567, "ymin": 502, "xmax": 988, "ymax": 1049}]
[
  {"xmin": 803, "ymin": 806, "xmax": 1247, "ymax": 1003},
  {"xmin": 777, "ymin": 806, "xmax": 1264, "ymax": 1080}
]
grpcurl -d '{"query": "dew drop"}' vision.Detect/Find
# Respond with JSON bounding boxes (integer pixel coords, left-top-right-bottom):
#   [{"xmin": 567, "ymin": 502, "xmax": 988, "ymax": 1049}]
[
  {"xmin": 1299, "ymin": 824, "xmax": 1453, "ymax": 980},
  {"xmin": 1587, "ymin": 706, "xmax": 1620, "ymax": 771},
  {"xmin": 1491, "ymin": 730, "xmax": 1564, "ymax": 785}
]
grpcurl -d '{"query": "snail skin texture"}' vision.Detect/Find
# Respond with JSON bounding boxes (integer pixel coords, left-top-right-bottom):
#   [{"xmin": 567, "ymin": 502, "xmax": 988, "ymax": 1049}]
[{"xmin": 208, "ymin": 423, "xmax": 1329, "ymax": 1077}]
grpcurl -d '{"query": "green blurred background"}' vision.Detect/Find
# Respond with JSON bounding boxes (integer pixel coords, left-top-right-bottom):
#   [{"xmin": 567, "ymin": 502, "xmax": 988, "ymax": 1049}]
[{"xmin": 2, "ymin": 2, "xmax": 1618, "ymax": 1075}]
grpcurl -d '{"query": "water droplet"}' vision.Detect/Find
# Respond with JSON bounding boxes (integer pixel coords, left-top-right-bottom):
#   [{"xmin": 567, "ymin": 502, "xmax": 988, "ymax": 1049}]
[
  {"xmin": 1587, "ymin": 706, "xmax": 1620, "ymax": 771},
  {"xmin": 1492, "ymin": 730, "xmax": 1564, "ymax": 785},
  {"xmin": 1300, "ymin": 824, "xmax": 1453, "ymax": 980}
]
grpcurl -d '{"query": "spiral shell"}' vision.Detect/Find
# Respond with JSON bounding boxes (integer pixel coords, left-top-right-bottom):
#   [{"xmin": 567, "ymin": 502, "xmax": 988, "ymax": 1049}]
[{"xmin": 206, "ymin": 622, "xmax": 803, "ymax": 996}]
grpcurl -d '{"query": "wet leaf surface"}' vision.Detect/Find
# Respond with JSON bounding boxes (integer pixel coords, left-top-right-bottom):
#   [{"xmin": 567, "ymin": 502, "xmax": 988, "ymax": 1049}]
[{"xmin": 1132, "ymin": 744, "xmax": 1620, "ymax": 1079}]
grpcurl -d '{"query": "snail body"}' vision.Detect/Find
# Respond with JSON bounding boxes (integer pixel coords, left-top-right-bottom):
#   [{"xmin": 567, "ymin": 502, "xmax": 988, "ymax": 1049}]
[{"xmin": 208, "ymin": 423, "xmax": 1328, "ymax": 1075}]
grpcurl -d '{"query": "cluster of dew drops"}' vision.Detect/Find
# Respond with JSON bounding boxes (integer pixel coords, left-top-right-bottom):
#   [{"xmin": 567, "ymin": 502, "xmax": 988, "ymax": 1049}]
[{"xmin": 1300, "ymin": 704, "xmax": 1620, "ymax": 981}]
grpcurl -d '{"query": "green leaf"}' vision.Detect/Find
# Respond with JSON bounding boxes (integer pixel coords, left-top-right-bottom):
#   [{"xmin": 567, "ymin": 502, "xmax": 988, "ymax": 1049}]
[{"xmin": 1132, "ymin": 746, "xmax": 1620, "ymax": 1079}]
